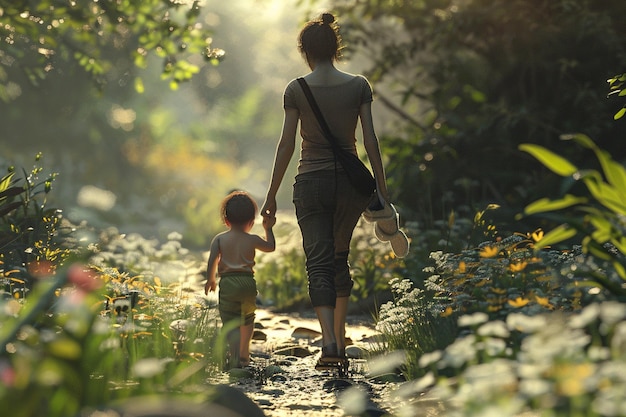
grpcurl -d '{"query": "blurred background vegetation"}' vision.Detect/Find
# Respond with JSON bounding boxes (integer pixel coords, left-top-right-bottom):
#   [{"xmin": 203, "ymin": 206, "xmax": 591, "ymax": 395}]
[{"xmin": 3, "ymin": 0, "xmax": 625, "ymax": 252}]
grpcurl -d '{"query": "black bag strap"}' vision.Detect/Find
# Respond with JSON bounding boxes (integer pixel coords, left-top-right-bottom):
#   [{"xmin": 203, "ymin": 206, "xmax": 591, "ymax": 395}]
[{"xmin": 297, "ymin": 77, "xmax": 341, "ymax": 152}]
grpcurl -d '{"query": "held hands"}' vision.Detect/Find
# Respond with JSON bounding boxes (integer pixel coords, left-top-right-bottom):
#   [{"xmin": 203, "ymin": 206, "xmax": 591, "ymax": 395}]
[
  {"xmin": 261, "ymin": 198, "xmax": 276, "ymax": 219},
  {"xmin": 262, "ymin": 214, "xmax": 276, "ymax": 230}
]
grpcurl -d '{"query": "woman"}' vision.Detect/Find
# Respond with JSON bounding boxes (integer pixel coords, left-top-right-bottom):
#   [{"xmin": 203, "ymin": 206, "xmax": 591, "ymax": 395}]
[{"xmin": 262, "ymin": 12, "xmax": 389, "ymax": 367}]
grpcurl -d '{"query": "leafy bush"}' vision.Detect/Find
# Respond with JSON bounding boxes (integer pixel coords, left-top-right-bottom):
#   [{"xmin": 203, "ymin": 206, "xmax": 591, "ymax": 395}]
[
  {"xmin": 0, "ymin": 155, "xmax": 70, "ymax": 298},
  {"xmin": 0, "ymin": 167, "xmax": 222, "ymax": 416},
  {"xmin": 520, "ymin": 134, "xmax": 626, "ymax": 296},
  {"xmin": 0, "ymin": 261, "xmax": 220, "ymax": 417},
  {"xmin": 374, "ymin": 277, "xmax": 457, "ymax": 380},
  {"xmin": 389, "ymin": 302, "xmax": 626, "ymax": 417}
]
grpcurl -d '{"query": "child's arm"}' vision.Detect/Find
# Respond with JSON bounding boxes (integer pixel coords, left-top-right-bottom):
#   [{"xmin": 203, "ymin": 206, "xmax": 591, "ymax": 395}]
[
  {"xmin": 256, "ymin": 215, "xmax": 276, "ymax": 252},
  {"xmin": 204, "ymin": 236, "xmax": 220, "ymax": 295}
]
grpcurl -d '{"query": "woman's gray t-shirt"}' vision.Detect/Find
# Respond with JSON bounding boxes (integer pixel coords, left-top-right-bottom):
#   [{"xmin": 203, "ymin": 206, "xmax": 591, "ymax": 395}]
[{"xmin": 283, "ymin": 75, "xmax": 373, "ymax": 174}]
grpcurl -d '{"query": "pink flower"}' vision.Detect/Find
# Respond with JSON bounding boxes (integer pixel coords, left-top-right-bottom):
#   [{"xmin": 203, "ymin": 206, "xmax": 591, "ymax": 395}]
[{"xmin": 67, "ymin": 264, "xmax": 103, "ymax": 293}]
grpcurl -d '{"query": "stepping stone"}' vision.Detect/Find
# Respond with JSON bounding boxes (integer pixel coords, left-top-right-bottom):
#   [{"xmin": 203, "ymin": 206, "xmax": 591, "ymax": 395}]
[
  {"xmin": 273, "ymin": 345, "xmax": 313, "ymax": 358},
  {"xmin": 252, "ymin": 330, "xmax": 267, "ymax": 341},
  {"xmin": 323, "ymin": 378, "xmax": 353, "ymax": 392},
  {"xmin": 346, "ymin": 345, "xmax": 368, "ymax": 359},
  {"xmin": 291, "ymin": 326, "xmax": 321, "ymax": 339},
  {"xmin": 263, "ymin": 365, "xmax": 285, "ymax": 378},
  {"xmin": 228, "ymin": 367, "xmax": 254, "ymax": 381},
  {"xmin": 269, "ymin": 374, "xmax": 288, "ymax": 383}
]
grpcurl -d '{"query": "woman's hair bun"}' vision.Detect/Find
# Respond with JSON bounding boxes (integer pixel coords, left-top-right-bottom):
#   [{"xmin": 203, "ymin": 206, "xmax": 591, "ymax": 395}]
[{"xmin": 321, "ymin": 13, "xmax": 335, "ymax": 25}]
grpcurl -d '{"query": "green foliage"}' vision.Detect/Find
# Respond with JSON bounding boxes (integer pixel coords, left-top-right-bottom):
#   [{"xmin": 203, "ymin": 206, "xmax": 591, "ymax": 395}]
[
  {"xmin": 423, "ymin": 232, "xmax": 605, "ymax": 321},
  {"xmin": 1, "ymin": 228, "xmax": 220, "ymax": 417},
  {"xmin": 520, "ymin": 134, "xmax": 626, "ymax": 295},
  {"xmin": 374, "ymin": 277, "xmax": 457, "ymax": 380},
  {"xmin": 0, "ymin": 0, "xmax": 223, "ymax": 98},
  {"xmin": 329, "ymin": 0, "xmax": 626, "ymax": 226},
  {"xmin": 376, "ymin": 237, "xmax": 626, "ymax": 416},
  {"xmin": 403, "ymin": 302, "xmax": 626, "ymax": 417},
  {"xmin": 0, "ymin": 155, "xmax": 70, "ymax": 295},
  {"xmin": 608, "ymin": 72, "xmax": 626, "ymax": 120}
]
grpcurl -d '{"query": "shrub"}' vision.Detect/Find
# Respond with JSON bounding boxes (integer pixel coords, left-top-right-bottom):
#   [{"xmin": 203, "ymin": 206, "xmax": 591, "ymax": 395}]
[{"xmin": 519, "ymin": 134, "xmax": 626, "ymax": 297}]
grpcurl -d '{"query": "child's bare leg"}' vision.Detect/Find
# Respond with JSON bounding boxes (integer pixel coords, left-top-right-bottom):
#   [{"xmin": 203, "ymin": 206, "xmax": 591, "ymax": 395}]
[
  {"xmin": 226, "ymin": 327, "xmax": 240, "ymax": 368},
  {"xmin": 239, "ymin": 322, "xmax": 254, "ymax": 365}
]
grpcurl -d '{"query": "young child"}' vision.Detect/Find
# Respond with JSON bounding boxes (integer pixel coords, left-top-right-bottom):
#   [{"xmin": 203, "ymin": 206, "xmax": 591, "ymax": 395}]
[{"xmin": 205, "ymin": 190, "xmax": 276, "ymax": 369}]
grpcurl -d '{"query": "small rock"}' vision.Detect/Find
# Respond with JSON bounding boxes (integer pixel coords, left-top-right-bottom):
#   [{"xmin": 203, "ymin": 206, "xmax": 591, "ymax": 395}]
[
  {"xmin": 262, "ymin": 388, "xmax": 285, "ymax": 397},
  {"xmin": 263, "ymin": 365, "xmax": 285, "ymax": 378},
  {"xmin": 368, "ymin": 372, "xmax": 405, "ymax": 383},
  {"xmin": 273, "ymin": 345, "xmax": 313, "ymax": 358},
  {"xmin": 291, "ymin": 326, "xmax": 322, "ymax": 339},
  {"xmin": 323, "ymin": 378, "xmax": 353, "ymax": 392},
  {"xmin": 228, "ymin": 367, "xmax": 254, "ymax": 381},
  {"xmin": 255, "ymin": 398, "xmax": 273, "ymax": 407},
  {"xmin": 252, "ymin": 330, "xmax": 267, "ymax": 341},
  {"xmin": 269, "ymin": 374, "xmax": 288, "ymax": 383},
  {"xmin": 346, "ymin": 345, "xmax": 368, "ymax": 359}
]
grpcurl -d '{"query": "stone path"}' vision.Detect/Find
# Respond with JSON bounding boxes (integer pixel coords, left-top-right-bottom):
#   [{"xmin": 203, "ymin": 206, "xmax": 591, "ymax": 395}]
[{"xmin": 206, "ymin": 308, "xmax": 402, "ymax": 417}]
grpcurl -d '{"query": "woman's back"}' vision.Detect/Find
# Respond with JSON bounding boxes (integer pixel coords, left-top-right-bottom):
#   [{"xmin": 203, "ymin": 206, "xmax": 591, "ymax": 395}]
[{"xmin": 285, "ymin": 70, "xmax": 373, "ymax": 174}]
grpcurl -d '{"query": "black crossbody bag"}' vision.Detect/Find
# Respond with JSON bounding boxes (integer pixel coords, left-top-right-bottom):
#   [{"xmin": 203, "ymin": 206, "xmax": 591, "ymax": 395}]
[{"xmin": 297, "ymin": 77, "xmax": 376, "ymax": 197}]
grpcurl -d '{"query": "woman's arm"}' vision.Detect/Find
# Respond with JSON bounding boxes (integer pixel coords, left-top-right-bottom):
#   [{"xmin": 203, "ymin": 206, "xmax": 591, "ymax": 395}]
[
  {"xmin": 360, "ymin": 101, "xmax": 389, "ymax": 203},
  {"xmin": 262, "ymin": 106, "xmax": 299, "ymax": 217}
]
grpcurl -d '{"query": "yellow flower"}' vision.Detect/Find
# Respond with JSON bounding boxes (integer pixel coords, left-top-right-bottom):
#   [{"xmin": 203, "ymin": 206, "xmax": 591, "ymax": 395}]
[
  {"xmin": 490, "ymin": 287, "xmax": 507, "ymax": 295},
  {"xmin": 508, "ymin": 297, "xmax": 530, "ymax": 308},
  {"xmin": 554, "ymin": 363, "xmax": 595, "ymax": 396},
  {"xmin": 475, "ymin": 278, "xmax": 489, "ymax": 287},
  {"xmin": 531, "ymin": 229, "xmax": 544, "ymax": 242},
  {"xmin": 458, "ymin": 261, "xmax": 466, "ymax": 273},
  {"xmin": 535, "ymin": 295, "xmax": 554, "ymax": 309},
  {"xmin": 479, "ymin": 246, "xmax": 499, "ymax": 258},
  {"xmin": 441, "ymin": 306, "xmax": 454, "ymax": 317},
  {"xmin": 509, "ymin": 261, "xmax": 528, "ymax": 272}
]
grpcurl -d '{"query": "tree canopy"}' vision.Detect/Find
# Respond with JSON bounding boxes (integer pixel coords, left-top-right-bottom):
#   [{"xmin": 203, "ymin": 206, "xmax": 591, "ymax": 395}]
[{"xmin": 0, "ymin": 0, "xmax": 223, "ymax": 101}]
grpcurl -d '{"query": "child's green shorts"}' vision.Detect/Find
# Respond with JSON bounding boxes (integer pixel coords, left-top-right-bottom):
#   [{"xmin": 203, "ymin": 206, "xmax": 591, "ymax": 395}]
[{"xmin": 218, "ymin": 272, "xmax": 257, "ymax": 326}]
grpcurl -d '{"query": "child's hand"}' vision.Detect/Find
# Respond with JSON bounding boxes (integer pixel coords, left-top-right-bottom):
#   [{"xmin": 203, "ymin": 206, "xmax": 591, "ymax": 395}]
[
  {"xmin": 262, "ymin": 215, "xmax": 276, "ymax": 229},
  {"xmin": 204, "ymin": 277, "xmax": 216, "ymax": 295}
]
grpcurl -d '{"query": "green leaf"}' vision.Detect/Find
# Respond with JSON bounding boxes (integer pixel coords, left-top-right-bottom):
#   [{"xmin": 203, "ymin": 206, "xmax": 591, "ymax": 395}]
[
  {"xmin": 561, "ymin": 133, "xmax": 596, "ymax": 150},
  {"xmin": 582, "ymin": 177, "xmax": 626, "ymax": 214},
  {"xmin": 533, "ymin": 224, "xmax": 577, "ymax": 251},
  {"xmin": 612, "ymin": 261, "xmax": 626, "ymax": 280},
  {"xmin": 134, "ymin": 76, "xmax": 145, "ymax": 94},
  {"xmin": 600, "ymin": 156, "xmax": 626, "ymax": 194},
  {"xmin": 615, "ymin": 107, "xmax": 626, "ymax": 120},
  {"xmin": 519, "ymin": 144, "xmax": 578, "ymax": 176},
  {"xmin": 524, "ymin": 194, "xmax": 587, "ymax": 215}
]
